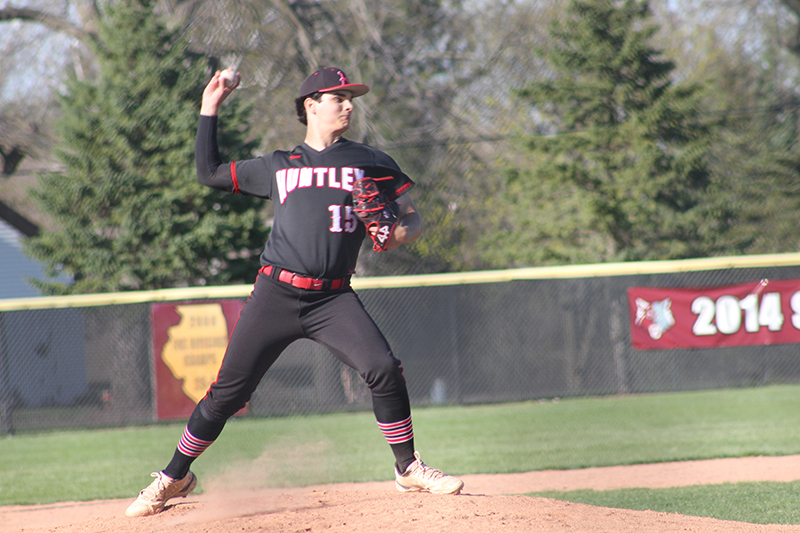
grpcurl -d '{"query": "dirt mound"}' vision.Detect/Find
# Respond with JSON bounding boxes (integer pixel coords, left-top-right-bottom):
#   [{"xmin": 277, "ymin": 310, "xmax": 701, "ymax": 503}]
[{"xmin": 5, "ymin": 456, "xmax": 800, "ymax": 533}]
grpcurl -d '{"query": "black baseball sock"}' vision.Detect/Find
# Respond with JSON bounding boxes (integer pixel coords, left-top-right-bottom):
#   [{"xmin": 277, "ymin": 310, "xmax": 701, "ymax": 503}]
[
  {"xmin": 162, "ymin": 401, "xmax": 226, "ymax": 480},
  {"xmin": 391, "ymin": 438, "xmax": 416, "ymax": 474},
  {"xmin": 372, "ymin": 388, "xmax": 416, "ymax": 473}
]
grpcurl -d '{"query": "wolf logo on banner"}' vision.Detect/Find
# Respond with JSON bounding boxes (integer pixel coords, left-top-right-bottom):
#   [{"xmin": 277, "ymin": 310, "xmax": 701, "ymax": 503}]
[{"xmin": 634, "ymin": 297, "xmax": 675, "ymax": 340}]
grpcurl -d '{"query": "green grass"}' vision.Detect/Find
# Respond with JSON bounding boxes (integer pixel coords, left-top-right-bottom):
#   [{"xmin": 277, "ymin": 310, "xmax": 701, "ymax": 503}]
[
  {"xmin": 530, "ymin": 482, "xmax": 800, "ymax": 525},
  {"xmin": 2, "ymin": 384, "xmax": 800, "ymax": 526}
]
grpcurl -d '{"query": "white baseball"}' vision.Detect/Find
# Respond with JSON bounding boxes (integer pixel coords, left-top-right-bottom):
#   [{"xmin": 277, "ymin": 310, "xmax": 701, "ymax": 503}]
[{"xmin": 220, "ymin": 67, "xmax": 238, "ymax": 88}]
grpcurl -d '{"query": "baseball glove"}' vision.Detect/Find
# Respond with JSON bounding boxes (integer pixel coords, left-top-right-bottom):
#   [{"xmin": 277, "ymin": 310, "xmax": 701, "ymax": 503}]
[{"xmin": 352, "ymin": 176, "xmax": 399, "ymax": 252}]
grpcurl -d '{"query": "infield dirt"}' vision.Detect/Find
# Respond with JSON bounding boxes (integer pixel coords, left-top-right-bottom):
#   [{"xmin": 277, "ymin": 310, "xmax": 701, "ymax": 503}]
[{"xmin": 5, "ymin": 455, "xmax": 800, "ymax": 533}]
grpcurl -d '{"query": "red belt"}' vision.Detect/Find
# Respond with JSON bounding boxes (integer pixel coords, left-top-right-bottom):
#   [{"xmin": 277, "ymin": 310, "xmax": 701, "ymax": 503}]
[{"xmin": 259, "ymin": 265, "xmax": 349, "ymax": 291}]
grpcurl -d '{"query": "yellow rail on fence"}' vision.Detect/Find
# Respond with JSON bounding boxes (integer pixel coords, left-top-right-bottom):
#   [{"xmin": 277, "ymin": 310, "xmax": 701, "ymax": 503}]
[{"xmin": 3, "ymin": 252, "xmax": 800, "ymax": 311}]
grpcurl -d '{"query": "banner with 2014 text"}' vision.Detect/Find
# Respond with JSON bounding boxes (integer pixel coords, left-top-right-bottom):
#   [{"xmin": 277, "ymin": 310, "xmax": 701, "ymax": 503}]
[{"xmin": 628, "ymin": 278, "xmax": 800, "ymax": 350}]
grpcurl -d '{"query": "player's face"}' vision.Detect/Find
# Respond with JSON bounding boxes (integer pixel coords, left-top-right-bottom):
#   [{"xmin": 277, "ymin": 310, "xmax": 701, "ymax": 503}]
[{"xmin": 313, "ymin": 91, "xmax": 354, "ymax": 133}]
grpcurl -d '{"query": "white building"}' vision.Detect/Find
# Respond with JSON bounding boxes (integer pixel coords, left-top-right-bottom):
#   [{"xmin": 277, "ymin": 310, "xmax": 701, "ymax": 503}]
[{"xmin": 0, "ymin": 218, "xmax": 54, "ymax": 299}]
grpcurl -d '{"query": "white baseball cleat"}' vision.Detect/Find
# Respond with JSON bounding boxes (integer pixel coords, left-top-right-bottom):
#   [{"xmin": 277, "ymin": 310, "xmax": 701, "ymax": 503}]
[
  {"xmin": 395, "ymin": 451, "xmax": 464, "ymax": 494},
  {"xmin": 125, "ymin": 470, "xmax": 197, "ymax": 517}
]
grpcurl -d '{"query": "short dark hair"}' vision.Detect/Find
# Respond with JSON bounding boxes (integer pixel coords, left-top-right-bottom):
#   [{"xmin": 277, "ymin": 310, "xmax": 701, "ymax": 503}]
[{"xmin": 295, "ymin": 92, "xmax": 323, "ymax": 125}]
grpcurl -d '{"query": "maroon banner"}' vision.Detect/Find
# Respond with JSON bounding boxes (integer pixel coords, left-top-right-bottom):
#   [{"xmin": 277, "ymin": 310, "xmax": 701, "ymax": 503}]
[
  {"xmin": 151, "ymin": 301, "xmax": 244, "ymax": 420},
  {"xmin": 628, "ymin": 278, "xmax": 800, "ymax": 350}
]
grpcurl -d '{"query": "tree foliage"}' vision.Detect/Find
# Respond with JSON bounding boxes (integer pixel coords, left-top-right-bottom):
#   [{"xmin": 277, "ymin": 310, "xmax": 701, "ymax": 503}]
[
  {"xmin": 2, "ymin": 0, "xmax": 497, "ymax": 278},
  {"xmin": 654, "ymin": 0, "xmax": 800, "ymax": 255},
  {"xmin": 482, "ymin": 0, "xmax": 714, "ymax": 266},
  {"xmin": 5, "ymin": 1, "xmax": 800, "ymax": 288},
  {"xmin": 23, "ymin": 0, "xmax": 266, "ymax": 294}
]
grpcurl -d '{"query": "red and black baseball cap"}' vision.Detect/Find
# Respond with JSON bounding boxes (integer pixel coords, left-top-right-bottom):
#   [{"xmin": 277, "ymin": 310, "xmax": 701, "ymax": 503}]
[{"xmin": 298, "ymin": 67, "xmax": 370, "ymax": 99}]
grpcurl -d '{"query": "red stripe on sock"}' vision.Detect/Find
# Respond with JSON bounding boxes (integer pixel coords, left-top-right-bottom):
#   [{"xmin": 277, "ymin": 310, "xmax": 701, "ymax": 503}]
[
  {"xmin": 377, "ymin": 416, "xmax": 412, "ymax": 431},
  {"xmin": 378, "ymin": 416, "xmax": 414, "ymax": 444},
  {"xmin": 177, "ymin": 428, "xmax": 214, "ymax": 458}
]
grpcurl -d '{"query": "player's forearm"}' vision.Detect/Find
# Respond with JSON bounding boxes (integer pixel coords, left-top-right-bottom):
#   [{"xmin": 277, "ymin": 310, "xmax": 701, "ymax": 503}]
[
  {"xmin": 200, "ymin": 104, "xmax": 220, "ymax": 117},
  {"xmin": 384, "ymin": 211, "xmax": 422, "ymax": 250},
  {"xmin": 384, "ymin": 193, "xmax": 422, "ymax": 250},
  {"xmin": 195, "ymin": 116, "xmax": 232, "ymax": 191}
]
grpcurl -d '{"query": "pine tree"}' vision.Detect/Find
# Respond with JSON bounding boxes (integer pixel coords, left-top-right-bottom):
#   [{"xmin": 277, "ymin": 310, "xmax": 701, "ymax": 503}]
[
  {"xmin": 696, "ymin": 32, "xmax": 800, "ymax": 256},
  {"xmin": 24, "ymin": 0, "xmax": 265, "ymax": 294},
  {"xmin": 485, "ymin": 0, "xmax": 713, "ymax": 266}
]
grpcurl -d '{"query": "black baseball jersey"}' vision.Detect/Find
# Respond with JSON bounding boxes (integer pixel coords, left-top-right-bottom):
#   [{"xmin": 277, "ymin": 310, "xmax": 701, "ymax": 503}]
[{"xmin": 196, "ymin": 116, "xmax": 414, "ymax": 279}]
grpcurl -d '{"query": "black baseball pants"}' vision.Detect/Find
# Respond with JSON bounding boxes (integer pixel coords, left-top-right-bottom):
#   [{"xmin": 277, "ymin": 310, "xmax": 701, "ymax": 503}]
[
  {"xmin": 202, "ymin": 272, "xmax": 408, "ymax": 420},
  {"xmin": 163, "ymin": 271, "xmax": 414, "ymax": 480}
]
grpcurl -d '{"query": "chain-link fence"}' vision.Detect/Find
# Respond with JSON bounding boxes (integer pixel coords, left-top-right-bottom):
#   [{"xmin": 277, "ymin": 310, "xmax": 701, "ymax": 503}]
[
  {"xmin": 3, "ymin": 256, "xmax": 800, "ymax": 435},
  {"xmin": 4, "ymin": 3, "xmax": 800, "ymax": 437}
]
